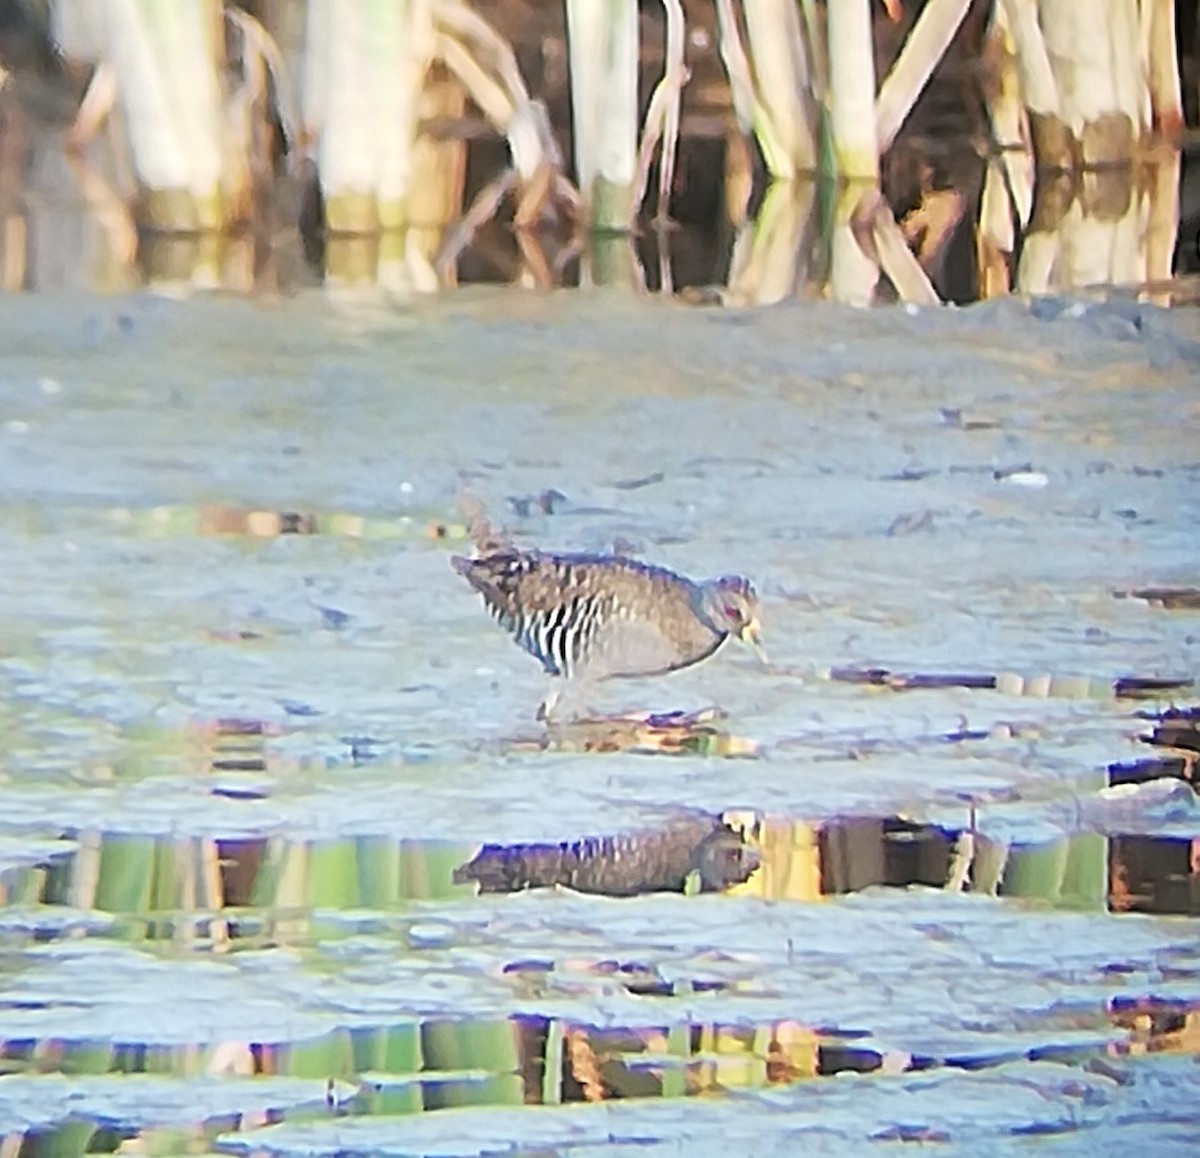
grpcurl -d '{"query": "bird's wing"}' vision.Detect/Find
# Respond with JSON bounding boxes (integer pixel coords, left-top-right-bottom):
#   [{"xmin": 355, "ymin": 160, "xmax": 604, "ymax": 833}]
[
  {"xmin": 559, "ymin": 559, "xmax": 722, "ymax": 679},
  {"xmin": 451, "ymin": 551, "xmax": 719, "ymax": 679},
  {"xmin": 584, "ymin": 613, "xmax": 708, "ymax": 679}
]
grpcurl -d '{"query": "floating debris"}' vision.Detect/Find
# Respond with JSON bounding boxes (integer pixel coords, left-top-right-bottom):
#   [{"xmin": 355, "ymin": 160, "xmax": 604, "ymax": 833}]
[
  {"xmin": 1114, "ymin": 587, "xmax": 1200, "ymax": 610},
  {"xmin": 885, "ymin": 510, "xmax": 935, "ymax": 536},
  {"xmin": 830, "ymin": 667, "xmax": 997, "ymax": 691},
  {"xmin": 993, "ymin": 466, "xmax": 1050, "ymax": 487},
  {"xmin": 938, "ymin": 407, "xmax": 1001, "ymax": 430},
  {"xmin": 612, "ymin": 471, "xmax": 665, "ymax": 491},
  {"xmin": 828, "ymin": 667, "xmax": 1193, "ymax": 700},
  {"xmin": 536, "ymin": 707, "xmax": 760, "ymax": 756},
  {"xmin": 507, "ymin": 488, "xmax": 569, "ymax": 517}
]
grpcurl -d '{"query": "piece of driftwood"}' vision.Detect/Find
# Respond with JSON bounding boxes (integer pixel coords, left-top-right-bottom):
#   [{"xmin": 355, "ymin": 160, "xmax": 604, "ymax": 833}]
[{"xmin": 1115, "ymin": 586, "xmax": 1200, "ymax": 610}]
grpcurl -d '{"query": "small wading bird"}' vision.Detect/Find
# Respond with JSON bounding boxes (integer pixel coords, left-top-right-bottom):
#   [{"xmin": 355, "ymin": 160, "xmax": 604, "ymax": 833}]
[{"xmin": 451, "ymin": 503, "xmax": 766, "ymax": 721}]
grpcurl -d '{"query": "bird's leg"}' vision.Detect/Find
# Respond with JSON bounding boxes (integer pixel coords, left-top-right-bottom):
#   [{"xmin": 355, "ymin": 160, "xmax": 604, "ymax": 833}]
[
  {"xmin": 565, "ymin": 674, "xmax": 603, "ymax": 722},
  {"xmin": 537, "ymin": 679, "xmax": 598, "ymax": 724},
  {"xmin": 536, "ymin": 684, "xmax": 561, "ymax": 724}
]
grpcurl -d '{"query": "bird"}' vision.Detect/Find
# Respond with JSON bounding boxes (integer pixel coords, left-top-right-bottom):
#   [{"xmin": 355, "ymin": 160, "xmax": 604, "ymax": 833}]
[{"xmin": 450, "ymin": 503, "xmax": 765, "ymax": 720}]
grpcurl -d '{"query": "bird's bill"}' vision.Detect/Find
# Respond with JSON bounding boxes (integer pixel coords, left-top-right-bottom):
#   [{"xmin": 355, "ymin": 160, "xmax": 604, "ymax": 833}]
[{"xmin": 739, "ymin": 618, "xmax": 767, "ymax": 663}]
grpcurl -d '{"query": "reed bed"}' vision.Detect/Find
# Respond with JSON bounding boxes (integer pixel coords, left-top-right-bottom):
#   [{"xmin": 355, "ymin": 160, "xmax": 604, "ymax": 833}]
[{"xmin": 14, "ymin": 1, "xmax": 1189, "ymax": 302}]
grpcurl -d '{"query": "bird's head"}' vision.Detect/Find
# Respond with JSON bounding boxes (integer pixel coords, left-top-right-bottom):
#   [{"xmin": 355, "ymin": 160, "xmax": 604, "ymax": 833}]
[{"xmin": 700, "ymin": 575, "xmax": 766, "ymax": 662}]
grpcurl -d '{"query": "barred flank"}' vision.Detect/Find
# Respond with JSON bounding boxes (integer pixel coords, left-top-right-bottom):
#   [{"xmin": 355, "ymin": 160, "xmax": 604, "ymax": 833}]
[{"xmin": 451, "ymin": 549, "xmax": 722, "ymax": 680}]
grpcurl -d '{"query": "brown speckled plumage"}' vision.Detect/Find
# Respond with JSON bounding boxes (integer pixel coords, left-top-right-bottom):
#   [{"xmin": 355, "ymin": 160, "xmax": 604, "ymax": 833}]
[{"xmin": 451, "ymin": 502, "xmax": 764, "ymax": 704}]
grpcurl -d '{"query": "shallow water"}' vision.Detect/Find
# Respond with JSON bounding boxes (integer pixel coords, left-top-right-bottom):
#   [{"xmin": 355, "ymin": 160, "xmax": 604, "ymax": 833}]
[{"xmin": 1, "ymin": 288, "xmax": 1198, "ymax": 1154}]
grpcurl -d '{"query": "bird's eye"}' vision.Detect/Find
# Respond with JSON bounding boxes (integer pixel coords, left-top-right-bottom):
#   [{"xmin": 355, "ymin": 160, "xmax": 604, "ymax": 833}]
[{"xmin": 723, "ymin": 604, "xmax": 741, "ymax": 621}]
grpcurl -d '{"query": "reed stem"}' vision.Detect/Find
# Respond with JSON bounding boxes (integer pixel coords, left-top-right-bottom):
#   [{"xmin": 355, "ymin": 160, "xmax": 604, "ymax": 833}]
[{"xmin": 827, "ymin": 0, "xmax": 879, "ymax": 180}]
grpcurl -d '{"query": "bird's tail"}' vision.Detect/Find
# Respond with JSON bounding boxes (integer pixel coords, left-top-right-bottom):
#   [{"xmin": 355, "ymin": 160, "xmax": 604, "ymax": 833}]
[{"xmin": 455, "ymin": 491, "xmax": 510, "ymax": 556}]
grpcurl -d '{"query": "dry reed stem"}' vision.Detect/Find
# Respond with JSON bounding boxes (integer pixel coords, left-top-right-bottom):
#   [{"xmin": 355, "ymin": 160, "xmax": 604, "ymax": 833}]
[
  {"xmin": 945, "ymin": 830, "xmax": 975, "ymax": 891},
  {"xmin": 798, "ymin": 0, "xmax": 828, "ymax": 99},
  {"xmin": 1142, "ymin": 0, "xmax": 1184, "ymax": 137},
  {"xmin": 655, "ymin": 0, "xmax": 686, "ymax": 221},
  {"xmin": 513, "ymin": 160, "xmax": 554, "ymax": 228},
  {"xmin": 977, "ymin": 162, "xmax": 1013, "ymax": 296},
  {"xmin": 515, "ymin": 228, "xmax": 555, "ymax": 288},
  {"xmin": 66, "ymin": 61, "xmax": 118, "ymax": 152},
  {"xmin": 66, "ymin": 153, "xmax": 139, "ymax": 269},
  {"xmin": 860, "ymin": 190, "xmax": 940, "ymax": 304},
  {"xmin": 566, "ymin": 1029, "xmax": 606, "ymax": 1100},
  {"xmin": 754, "ymin": 0, "xmax": 818, "ymax": 174},
  {"xmin": 828, "ymin": 0, "xmax": 879, "ymax": 179},
  {"xmin": 875, "ymin": 0, "xmax": 972, "ymax": 153},
  {"xmin": 434, "ymin": 0, "xmax": 527, "ymax": 98},
  {"xmin": 434, "ymin": 32, "xmax": 514, "ymax": 132},
  {"xmin": 1003, "ymin": 0, "xmax": 1060, "ymax": 117},
  {"xmin": 725, "ymin": 180, "xmax": 817, "ymax": 306},
  {"xmin": 714, "ymin": 0, "xmax": 756, "ymax": 136},
  {"xmin": 632, "ymin": 62, "xmax": 692, "ymax": 223},
  {"xmin": 982, "ymin": 2, "xmax": 1034, "ymax": 226},
  {"xmin": 224, "ymin": 6, "xmax": 299, "ymax": 169},
  {"xmin": 434, "ymin": 2, "xmax": 565, "ymax": 184},
  {"xmin": 1141, "ymin": 147, "xmax": 1181, "ymax": 300},
  {"xmin": 716, "ymin": 0, "xmax": 816, "ymax": 178}
]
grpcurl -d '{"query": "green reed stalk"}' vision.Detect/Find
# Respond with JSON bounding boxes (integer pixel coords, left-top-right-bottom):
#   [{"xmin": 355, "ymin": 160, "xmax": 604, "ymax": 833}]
[
  {"xmin": 827, "ymin": 0, "xmax": 878, "ymax": 180},
  {"xmin": 565, "ymin": 0, "xmax": 639, "ymax": 230},
  {"xmin": 103, "ymin": 0, "xmax": 226, "ymax": 228}
]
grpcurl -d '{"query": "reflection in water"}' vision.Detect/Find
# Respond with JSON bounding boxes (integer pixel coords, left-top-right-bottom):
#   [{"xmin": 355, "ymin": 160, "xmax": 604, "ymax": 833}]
[
  {"xmin": 3, "ymin": 705, "xmax": 1196, "ymax": 927},
  {"xmin": 530, "ymin": 707, "xmax": 761, "ymax": 757},
  {"xmin": 454, "ymin": 812, "xmax": 759, "ymax": 896},
  {"xmin": 0, "ymin": 0, "xmax": 1197, "ymax": 303},
  {"xmin": 1, "ymin": 467, "xmax": 1198, "ymax": 1149},
  {"xmin": 1, "ymin": 977, "xmax": 1196, "ymax": 1155},
  {"xmin": 1110, "ymin": 834, "xmax": 1200, "ymax": 915},
  {"xmin": 0, "ymin": 700, "xmax": 1197, "ymax": 1151},
  {"xmin": 4, "ymin": 109, "xmax": 1197, "ymax": 304}
]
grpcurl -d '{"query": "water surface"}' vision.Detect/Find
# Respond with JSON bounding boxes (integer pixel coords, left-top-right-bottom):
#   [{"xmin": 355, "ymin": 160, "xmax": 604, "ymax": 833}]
[{"xmin": 1, "ymin": 288, "xmax": 1198, "ymax": 1154}]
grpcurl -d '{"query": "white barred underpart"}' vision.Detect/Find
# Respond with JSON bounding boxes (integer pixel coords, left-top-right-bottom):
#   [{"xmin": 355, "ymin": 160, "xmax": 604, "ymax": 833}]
[
  {"xmin": 508, "ymin": 563, "xmax": 608, "ymax": 677},
  {"xmin": 460, "ymin": 549, "xmax": 726, "ymax": 682}
]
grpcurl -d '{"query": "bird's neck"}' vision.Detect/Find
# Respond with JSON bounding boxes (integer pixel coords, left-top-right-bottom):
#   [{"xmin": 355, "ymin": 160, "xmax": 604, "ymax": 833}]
[{"xmin": 690, "ymin": 585, "xmax": 726, "ymax": 637}]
